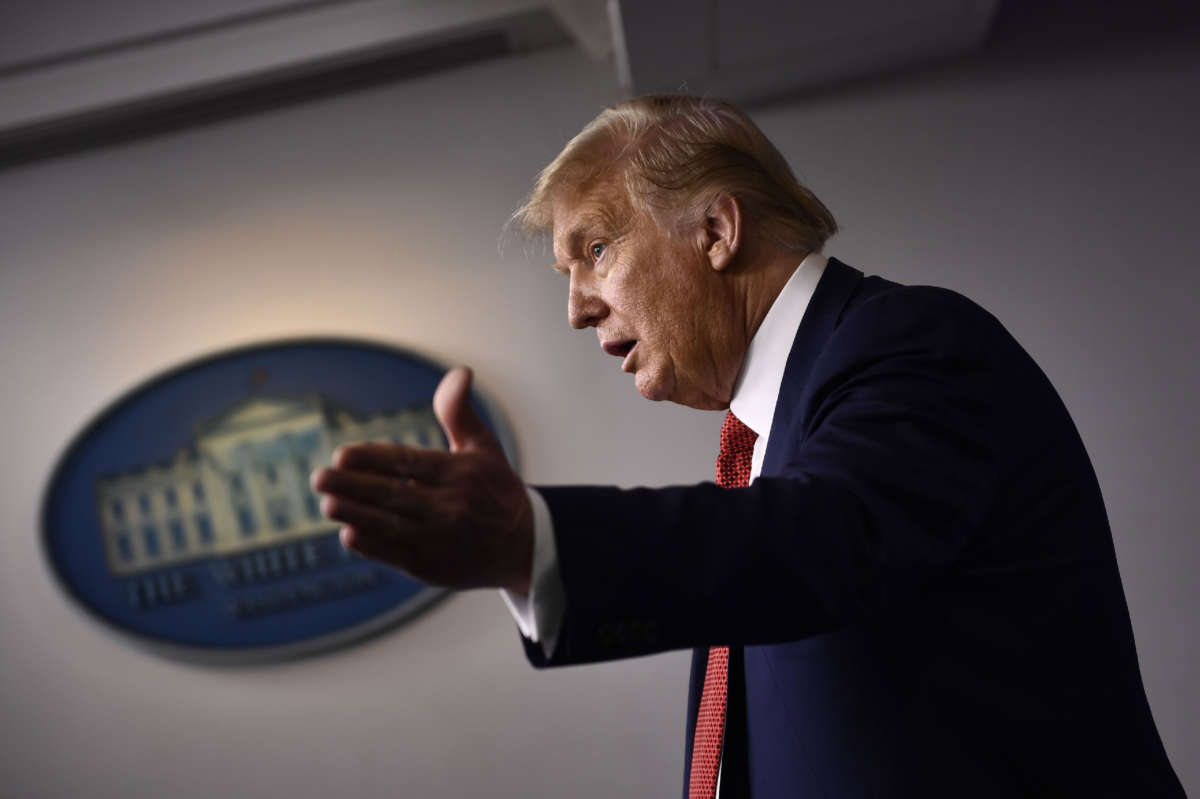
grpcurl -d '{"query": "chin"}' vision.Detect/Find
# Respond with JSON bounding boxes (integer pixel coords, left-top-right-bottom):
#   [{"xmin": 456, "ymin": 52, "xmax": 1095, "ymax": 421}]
[
  {"xmin": 634, "ymin": 370, "xmax": 672, "ymax": 402},
  {"xmin": 637, "ymin": 369, "xmax": 728, "ymax": 410}
]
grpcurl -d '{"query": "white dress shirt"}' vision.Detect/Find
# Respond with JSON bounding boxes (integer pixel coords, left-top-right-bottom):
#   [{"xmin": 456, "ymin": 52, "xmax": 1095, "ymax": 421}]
[{"xmin": 501, "ymin": 252, "xmax": 828, "ymax": 660}]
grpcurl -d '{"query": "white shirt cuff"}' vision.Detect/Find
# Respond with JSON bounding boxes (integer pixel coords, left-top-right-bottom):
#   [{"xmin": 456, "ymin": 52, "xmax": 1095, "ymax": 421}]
[{"xmin": 499, "ymin": 486, "xmax": 565, "ymax": 659}]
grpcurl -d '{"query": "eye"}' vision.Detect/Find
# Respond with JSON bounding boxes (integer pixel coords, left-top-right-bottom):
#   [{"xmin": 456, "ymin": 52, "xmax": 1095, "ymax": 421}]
[{"xmin": 589, "ymin": 242, "xmax": 607, "ymax": 262}]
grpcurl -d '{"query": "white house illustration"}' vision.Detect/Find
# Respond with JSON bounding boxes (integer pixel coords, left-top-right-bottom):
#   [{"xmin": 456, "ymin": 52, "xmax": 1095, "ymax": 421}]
[{"xmin": 94, "ymin": 394, "xmax": 444, "ymax": 576}]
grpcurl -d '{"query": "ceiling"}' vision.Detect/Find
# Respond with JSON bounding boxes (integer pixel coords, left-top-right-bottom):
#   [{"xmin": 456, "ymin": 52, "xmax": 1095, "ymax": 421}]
[{"xmin": 0, "ymin": 0, "xmax": 1196, "ymax": 168}]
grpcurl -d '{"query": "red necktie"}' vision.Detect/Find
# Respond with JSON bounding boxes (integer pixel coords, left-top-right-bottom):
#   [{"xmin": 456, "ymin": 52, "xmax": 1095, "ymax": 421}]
[{"xmin": 689, "ymin": 411, "xmax": 757, "ymax": 799}]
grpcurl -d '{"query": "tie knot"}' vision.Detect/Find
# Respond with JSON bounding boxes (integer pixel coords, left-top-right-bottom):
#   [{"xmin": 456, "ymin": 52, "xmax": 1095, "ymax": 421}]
[{"xmin": 716, "ymin": 411, "xmax": 757, "ymax": 488}]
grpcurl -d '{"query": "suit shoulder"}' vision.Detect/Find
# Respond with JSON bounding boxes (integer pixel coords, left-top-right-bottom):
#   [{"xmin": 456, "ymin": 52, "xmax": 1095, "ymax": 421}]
[
  {"xmin": 844, "ymin": 280, "xmax": 997, "ymax": 324},
  {"xmin": 833, "ymin": 281, "xmax": 1008, "ymax": 355}
]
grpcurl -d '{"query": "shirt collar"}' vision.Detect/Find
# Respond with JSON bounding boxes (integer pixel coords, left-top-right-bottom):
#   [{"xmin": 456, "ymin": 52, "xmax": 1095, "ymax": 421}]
[{"xmin": 729, "ymin": 252, "xmax": 827, "ymax": 442}]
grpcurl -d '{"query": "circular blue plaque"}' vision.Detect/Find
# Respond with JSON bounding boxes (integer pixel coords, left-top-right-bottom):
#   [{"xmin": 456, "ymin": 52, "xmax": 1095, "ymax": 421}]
[{"xmin": 40, "ymin": 338, "xmax": 517, "ymax": 663}]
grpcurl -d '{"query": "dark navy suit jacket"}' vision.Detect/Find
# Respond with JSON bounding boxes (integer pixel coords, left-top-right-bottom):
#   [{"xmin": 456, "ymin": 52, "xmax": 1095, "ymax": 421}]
[{"xmin": 525, "ymin": 259, "xmax": 1183, "ymax": 797}]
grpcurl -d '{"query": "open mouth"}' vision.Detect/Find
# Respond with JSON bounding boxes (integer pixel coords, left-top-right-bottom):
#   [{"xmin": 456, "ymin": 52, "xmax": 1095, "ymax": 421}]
[
  {"xmin": 602, "ymin": 339, "xmax": 637, "ymax": 359},
  {"xmin": 602, "ymin": 339, "xmax": 639, "ymax": 373}
]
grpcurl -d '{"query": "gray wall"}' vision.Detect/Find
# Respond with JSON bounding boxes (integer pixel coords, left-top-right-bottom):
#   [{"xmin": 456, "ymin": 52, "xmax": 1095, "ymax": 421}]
[{"xmin": 1, "ymin": 38, "xmax": 1196, "ymax": 797}]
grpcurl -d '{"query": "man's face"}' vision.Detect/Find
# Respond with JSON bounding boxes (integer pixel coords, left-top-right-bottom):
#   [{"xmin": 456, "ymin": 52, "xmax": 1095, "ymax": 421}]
[{"xmin": 551, "ymin": 183, "xmax": 737, "ymax": 410}]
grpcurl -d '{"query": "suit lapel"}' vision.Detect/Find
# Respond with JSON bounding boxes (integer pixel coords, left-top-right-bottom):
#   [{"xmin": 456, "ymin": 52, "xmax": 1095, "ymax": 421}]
[{"xmin": 761, "ymin": 257, "xmax": 864, "ymax": 477}]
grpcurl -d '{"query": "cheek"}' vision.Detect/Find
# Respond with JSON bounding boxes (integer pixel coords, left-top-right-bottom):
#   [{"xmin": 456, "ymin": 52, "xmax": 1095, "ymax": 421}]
[
  {"xmin": 607, "ymin": 246, "xmax": 701, "ymax": 342},
  {"xmin": 605, "ymin": 262, "xmax": 657, "ymax": 326},
  {"xmin": 616, "ymin": 285, "xmax": 674, "ymax": 346}
]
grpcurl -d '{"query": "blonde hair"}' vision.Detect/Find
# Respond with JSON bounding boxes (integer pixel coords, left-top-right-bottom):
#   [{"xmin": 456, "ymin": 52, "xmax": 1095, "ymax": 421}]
[{"xmin": 512, "ymin": 94, "xmax": 837, "ymax": 254}]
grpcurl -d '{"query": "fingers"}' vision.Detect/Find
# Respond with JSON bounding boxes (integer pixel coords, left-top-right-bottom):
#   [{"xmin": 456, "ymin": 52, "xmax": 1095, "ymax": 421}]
[
  {"xmin": 318, "ymin": 483, "xmax": 428, "ymax": 575},
  {"xmin": 320, "ymin": 493, "xmax": 405, "ymax": 532},
  {"xmin": 339, "ymin": 523, "xmax": 412, "ymax": 569},
  {"xmin": 312, "ymin": 468, "xmax": 429, "ymax": 519},
  {"xmin": 433, "ymin": 366, "xmax": 500, "ymax": 454},
  {"xmin": 331, "ymin": 441, "xmax": 452, "ymax": 482}
]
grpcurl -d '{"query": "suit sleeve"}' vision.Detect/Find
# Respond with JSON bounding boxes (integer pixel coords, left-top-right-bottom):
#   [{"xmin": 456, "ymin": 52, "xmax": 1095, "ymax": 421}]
[{"xmin": 527, "ymin": 289, "xmax": 1005, "ymax": 667}]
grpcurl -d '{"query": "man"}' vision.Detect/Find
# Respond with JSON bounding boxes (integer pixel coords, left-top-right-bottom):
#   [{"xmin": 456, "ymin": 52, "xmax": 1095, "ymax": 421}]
[{"xmin": 312, "ymin": 95, "xmax": 1183, "ymax": 797}]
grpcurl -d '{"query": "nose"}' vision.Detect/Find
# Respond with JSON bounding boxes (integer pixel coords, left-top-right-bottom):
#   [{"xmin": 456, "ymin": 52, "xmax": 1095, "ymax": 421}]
[{"xmin": 567, "ymin": 271, "xmax": 607, "ymax": 329}]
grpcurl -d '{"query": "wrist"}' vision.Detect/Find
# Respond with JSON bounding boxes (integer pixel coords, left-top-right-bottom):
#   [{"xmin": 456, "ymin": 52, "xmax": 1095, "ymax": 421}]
[{"xmin": 504, "ymin": 493, "xmax": 534, "ymax": 597}]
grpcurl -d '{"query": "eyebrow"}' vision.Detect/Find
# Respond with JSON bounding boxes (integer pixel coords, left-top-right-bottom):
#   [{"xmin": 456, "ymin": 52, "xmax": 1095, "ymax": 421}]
[
  {"xmin": 565, "ymin": 213, "xmax": 610, "ymax": 244},
  {"xmin": 551, "ymin": 211, "xmax": 612, "ymax": 273}
]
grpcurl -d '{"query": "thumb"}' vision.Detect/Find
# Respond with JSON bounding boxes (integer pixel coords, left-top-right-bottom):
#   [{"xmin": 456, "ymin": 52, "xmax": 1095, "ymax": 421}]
[{"xmin": 432, "ymin": 366, "xmax": 500, "ymax": 454}]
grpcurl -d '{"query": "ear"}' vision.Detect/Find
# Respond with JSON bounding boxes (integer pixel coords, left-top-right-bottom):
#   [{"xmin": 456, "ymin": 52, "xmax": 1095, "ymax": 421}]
[{"xmin": 702, "ymin": 193, "xmax": 742, "ymax": 272}]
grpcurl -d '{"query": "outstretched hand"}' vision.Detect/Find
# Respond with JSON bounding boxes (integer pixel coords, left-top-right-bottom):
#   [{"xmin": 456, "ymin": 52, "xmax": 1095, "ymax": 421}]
[{"xmin": 310, "ymin": 366, "xmax": 533, "ymax": 596}]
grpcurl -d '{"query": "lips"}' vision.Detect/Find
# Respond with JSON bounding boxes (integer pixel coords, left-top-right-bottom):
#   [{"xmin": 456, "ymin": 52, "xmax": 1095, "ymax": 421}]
[
  {"xmin": 601, "ymin": 338, "xmax": 639, "ymax": 372},
  {"xmin": 602, "ymin": 339, "xmax": 636, "ymax": 358}
]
